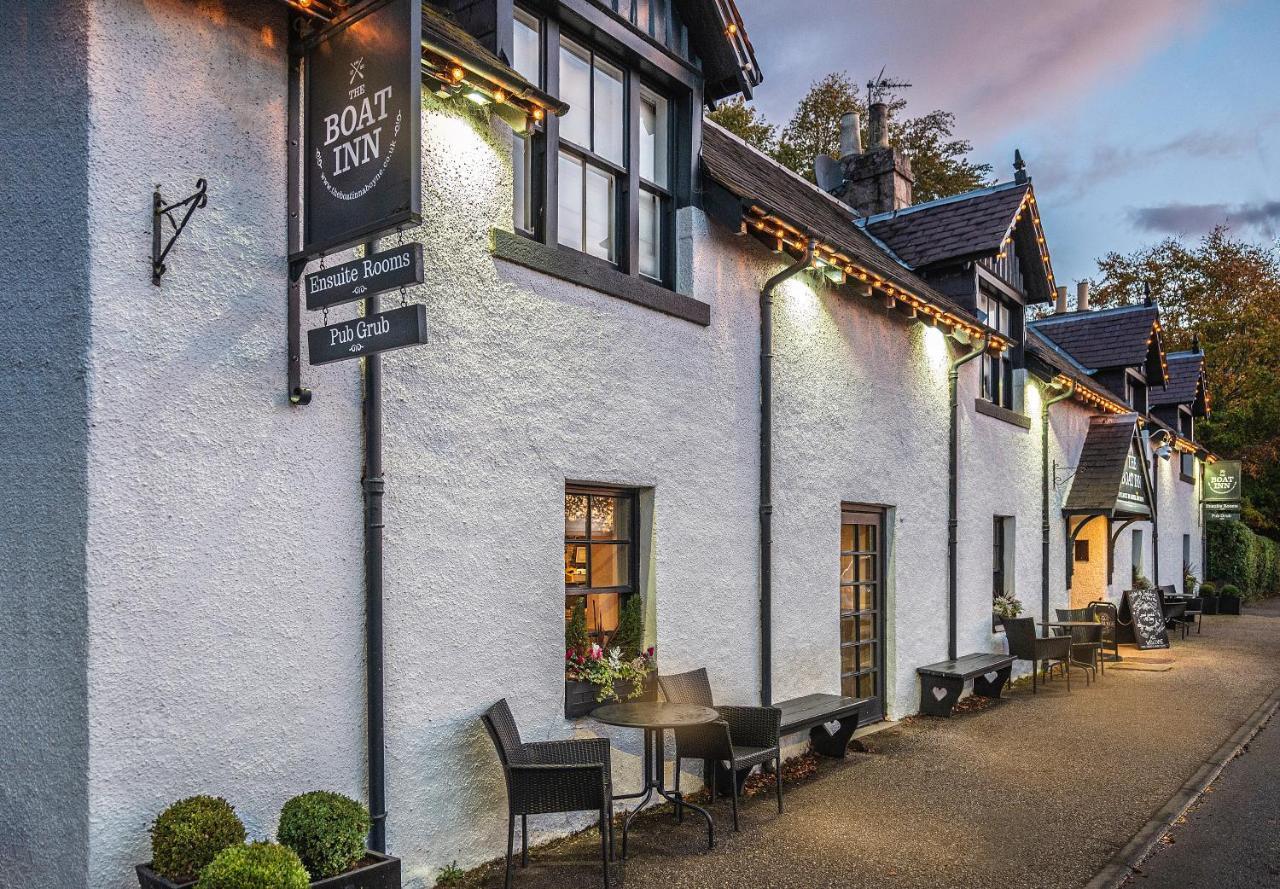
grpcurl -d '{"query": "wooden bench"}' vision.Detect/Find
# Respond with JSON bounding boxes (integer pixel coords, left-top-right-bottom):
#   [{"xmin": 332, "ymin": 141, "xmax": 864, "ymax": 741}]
[
  {"xmin": 776, "ymin": 693, "xmax": 871, "ymax": 758},
  {"xmin": 916, "ymin": 653, "xmax": 1015, "ymax": 717}
]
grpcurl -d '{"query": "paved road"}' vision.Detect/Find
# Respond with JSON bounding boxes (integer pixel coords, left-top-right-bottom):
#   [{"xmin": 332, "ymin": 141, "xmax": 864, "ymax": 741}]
[{"xmin": 1130, "ymin": 712, "xmax": 1280, "ymax": 888}]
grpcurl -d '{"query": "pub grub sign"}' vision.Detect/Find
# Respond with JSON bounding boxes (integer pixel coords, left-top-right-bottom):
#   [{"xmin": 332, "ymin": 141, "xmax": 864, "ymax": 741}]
[{"xmin": 300, "ymin": 0, "xmax": 422, "ymax": 258}]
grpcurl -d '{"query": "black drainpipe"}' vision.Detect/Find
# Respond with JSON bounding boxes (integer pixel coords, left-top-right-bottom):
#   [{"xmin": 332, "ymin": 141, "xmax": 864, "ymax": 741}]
[
  {"xmin": 947, "ymin": 333, "xmax": 989, "ymax": 661},
  {"xmin": 362, "ymin": 238, "xmax": 388, "ymax": 853},
  {"xmin": 1041, "ymin": 381, "xmax": 1075, "ymax": 621},
  {"xmin": 759, "ymin": 239, "xmax": 814, "ymax": 707}
]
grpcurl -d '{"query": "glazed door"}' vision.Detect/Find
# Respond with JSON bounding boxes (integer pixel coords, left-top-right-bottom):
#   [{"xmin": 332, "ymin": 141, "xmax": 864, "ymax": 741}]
[{"xmin": 840, "ymin": 506, "xmax": 885, "ymax": 723}]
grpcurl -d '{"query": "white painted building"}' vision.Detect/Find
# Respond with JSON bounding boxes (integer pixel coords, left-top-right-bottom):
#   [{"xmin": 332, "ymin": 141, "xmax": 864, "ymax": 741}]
[{"xmin": 2, "ymin": 2, "xmax": 1212, "ymax": 887}]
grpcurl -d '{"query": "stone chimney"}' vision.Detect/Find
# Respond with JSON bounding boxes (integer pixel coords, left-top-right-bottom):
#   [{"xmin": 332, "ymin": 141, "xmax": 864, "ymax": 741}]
[
  {"xmin": 833, "ymin": 102, "xmax": 913, "ymax": 217},
  {"xmin": 1077, "ymin": 281, "xmax": 1090, "ymax": 312},
  {"xmin": 1055, "ymin": 285, "xmax": 1069, "ymax": 314}
]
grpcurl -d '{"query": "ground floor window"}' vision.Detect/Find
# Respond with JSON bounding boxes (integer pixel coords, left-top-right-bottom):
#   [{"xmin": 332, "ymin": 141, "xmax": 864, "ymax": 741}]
[
  {"xmin": 992, "ymin": 515, "xmax": 1014, "ymax": 627},
  {"xmin": 1183, "ymin": 534, "xmax": 1193, "ymax": 587},
  {"xmin": 565, "ymin": 486, "xmax": 638, "ymax": 647},
  {"xmin": 841, "ymin": 506, "xmax": 885, "ymax": 722}
]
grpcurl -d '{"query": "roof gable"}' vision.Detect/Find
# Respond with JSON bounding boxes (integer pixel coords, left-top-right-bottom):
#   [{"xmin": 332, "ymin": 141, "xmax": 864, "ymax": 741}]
[
  {"xmin": 677, "ymin": 0, "xmax": 762, "ymax": 100},
  {"xmin": 1150, "ymin": 351, "xmax": 1208, "ymax": 415},
  {"xmin": 1065, "ymin": 414, "xmax": 1152, "ymax": 517},
  {"xmin": 1031, "ymin": 304, "xmax": 1167, "ymax": 384}
]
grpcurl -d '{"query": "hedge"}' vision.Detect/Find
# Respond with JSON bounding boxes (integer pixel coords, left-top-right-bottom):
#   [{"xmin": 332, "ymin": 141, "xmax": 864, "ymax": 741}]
[{"xmin": 1207, "ymin": 520, "xmax": 1280, "ymax": 601}]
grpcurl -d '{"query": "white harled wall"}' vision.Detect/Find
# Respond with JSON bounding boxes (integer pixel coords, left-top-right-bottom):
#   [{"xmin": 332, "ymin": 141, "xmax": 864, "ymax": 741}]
[{"xmin": 47, "ymin": 2, "xmax": 1207, "ymax": 885}]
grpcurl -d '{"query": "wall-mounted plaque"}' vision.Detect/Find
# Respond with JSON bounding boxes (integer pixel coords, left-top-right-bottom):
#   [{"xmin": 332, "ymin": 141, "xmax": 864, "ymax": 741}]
[{"xmin": 308, "ymin": 304, "xmax": 428, "ymax": 366}]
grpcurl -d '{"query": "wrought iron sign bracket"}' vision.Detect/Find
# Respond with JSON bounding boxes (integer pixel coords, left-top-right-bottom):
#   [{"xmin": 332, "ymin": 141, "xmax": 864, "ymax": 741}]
[{"xmin": 152, "ymin": 179, "xmax": 208, "ymax": 285}]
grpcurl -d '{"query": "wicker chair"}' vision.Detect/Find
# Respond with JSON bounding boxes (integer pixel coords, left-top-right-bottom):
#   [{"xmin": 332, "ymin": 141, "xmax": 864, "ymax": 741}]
[
  {"xmin": 1003, "ymin": 617, "xmax": 1072, "ymax": 694},
  {"xmin": 1055, "ymin": 607, "xmax": 1103, "ymax": 680},
  {"xmin": 1087, "ymin": 601, "xmax": 1120, "ymax": 661},
  {"xmin": 481, "ymin": 699, "xmax": 613, "ymax": 889},
  {"xmin": 657, "ymin": 668, "xmax": 782, "ymax": 832}
]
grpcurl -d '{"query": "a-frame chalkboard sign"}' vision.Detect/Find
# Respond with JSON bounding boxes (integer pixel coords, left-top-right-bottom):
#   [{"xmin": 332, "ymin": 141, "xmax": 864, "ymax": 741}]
[{"xmin": 1119, "ymin": 588, "xmax": 1170, "ymax": 650}]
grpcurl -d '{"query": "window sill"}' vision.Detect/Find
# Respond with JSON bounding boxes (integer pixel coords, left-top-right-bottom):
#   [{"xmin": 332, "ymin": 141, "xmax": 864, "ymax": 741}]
[
  {"xmin": 491, "ymin": 228, "xmax": 710, "ymax": 326},
  {"xmin": 1180, "ymin": 473, "xmax": 1195, "ymax": 485},
  {"xmin": 975, "ymin": 399, "xmax": 1032, "ymax": 430}
]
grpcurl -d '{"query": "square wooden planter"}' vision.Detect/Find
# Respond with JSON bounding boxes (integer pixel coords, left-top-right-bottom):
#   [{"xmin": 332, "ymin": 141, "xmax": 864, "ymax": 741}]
[
  {"xmin": 1219, "ymin": 596, "xmax": 1243, "ymax": 615},
  {"xmin": 137, "ymin": 853, "xmax": 400, "ymax": 889}
]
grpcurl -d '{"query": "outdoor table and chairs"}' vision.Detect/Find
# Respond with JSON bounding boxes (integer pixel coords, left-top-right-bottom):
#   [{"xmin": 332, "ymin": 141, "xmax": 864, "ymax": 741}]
[
  {"xmin": 1004, "ymin": 616, "xmax": 1073, "ymax": 693},
  {"xmin": 1041, "ymin": 619, "xmax": 1103, "ymax": 682},
  {"xmin": 592, "ymin": 700, "xmax": 720, "ymax": 857}
]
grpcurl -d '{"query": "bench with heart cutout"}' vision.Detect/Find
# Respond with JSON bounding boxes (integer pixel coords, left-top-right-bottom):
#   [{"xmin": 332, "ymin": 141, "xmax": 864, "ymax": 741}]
[{"xmin": 916, "ymin": 653, "xmax": 1015, "ymax": 717}]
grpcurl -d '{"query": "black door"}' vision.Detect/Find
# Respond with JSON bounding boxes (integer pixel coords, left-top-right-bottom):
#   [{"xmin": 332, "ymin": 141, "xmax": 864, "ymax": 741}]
[{"xmin": 840, "ymin": 506, "xmax": 885, "ymax": 723}]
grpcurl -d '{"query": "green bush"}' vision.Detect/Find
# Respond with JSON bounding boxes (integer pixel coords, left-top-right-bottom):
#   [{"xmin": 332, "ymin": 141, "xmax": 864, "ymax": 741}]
[
  {"xmin": 1199, "ymin": 582, "xmax": 1217, "ymax": 596},
  {"xmin": 1221, "ymin": 584, "xmax": 1242, "ymax": 598},
  {"xmin": 151, "ymin": 796, "xmax": 246, "ymax": 883},
  {"xmin": 277, "ymin": 791, "xmax": 370, "ymax": 879},
  {"xmin": 609, "ymin": 595, "xmax": 644, "ymax": 658},
  {"xmin": 1208, "ymin": 520, "xmax": 1280, "ymax": 601},
  {"xmin": 565, "ymin": 598, "xmax": 590, "ymax": 656},
  {"xmin": 196, "ymin": 842, "xmax": 309, "ymax": 889}
]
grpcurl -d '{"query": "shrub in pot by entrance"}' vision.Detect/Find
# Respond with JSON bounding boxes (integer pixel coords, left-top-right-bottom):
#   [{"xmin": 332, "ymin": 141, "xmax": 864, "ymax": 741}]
[
  {"xmin": 1199, "ymin": 582, "xmax": 1220, "ymax": 614},
  {"xmin": 136, "ymin": 795, "xmax": 246, "ymax": 889},
  {"xmin": 1219, "ymin": 583, "xmax": 1243, "ymax": 615},
  {"xmin": 278, "ymin": 791, "xmax": 400, "ymax": 889},
  {"xmin": 197, "ymin": 842, "xmax": 309, "ymax": 889}
]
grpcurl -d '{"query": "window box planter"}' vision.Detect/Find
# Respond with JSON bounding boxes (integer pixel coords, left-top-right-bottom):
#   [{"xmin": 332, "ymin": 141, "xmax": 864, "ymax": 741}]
[
  {"xmin": 564, "ymin": 675, "xmax": 656, "ymax": 719},
  {"xmin": 137, "ymin": 853, "xmax": 400, "ymax": 889}
]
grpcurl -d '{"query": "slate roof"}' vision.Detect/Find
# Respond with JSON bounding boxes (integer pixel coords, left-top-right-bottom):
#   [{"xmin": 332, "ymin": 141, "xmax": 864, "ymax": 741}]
[
  {"xmin": 1026, "ymin": 328, "xmax": 1128, "ymax": 407},
  {"xmin": 1030, "ymin": 304, "xmax": 1162, "ymax": 373},
  {"xmin": 1065, "ymin": 414, "xmax": 1150, "ymax": 517},
  {"xmin": 858, "ymin": 182, "xmax": 1031, "ymax": 269},
  {"xmin": 1150, "ymin": 351, "xmax": 1206, "ymax": 408},
  {"xmin": 700, "ymin": 122, "xmax": 983, "ymax": 326}
]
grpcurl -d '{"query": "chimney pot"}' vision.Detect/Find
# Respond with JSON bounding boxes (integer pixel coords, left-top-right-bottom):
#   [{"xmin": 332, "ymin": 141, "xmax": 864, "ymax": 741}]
[
  {"xmin": 839, "ymin": 111, "xmax": 862, "ymax": 161},
  {"xmin": 1077, "ymin": 281, "xmax": 1090, "ymax": 313},
  {"xmin": 1055, "ymin": 285, "xmax": 1069, "ymax": 314},
  {"xmin": 868, "ymin": 102, "xmax": 891, "ymax": 149}
]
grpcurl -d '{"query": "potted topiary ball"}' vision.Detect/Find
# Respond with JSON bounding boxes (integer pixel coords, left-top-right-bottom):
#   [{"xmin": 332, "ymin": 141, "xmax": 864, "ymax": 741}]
[
  {"xmin": 137, "ymin": 795, "xmax": 247, "ymax": 889},
  {"xmin": 197, "ymin": 842, "xmax": 309, "ymax": 889},
  {"xmin": 277, "ymin": 791, "xmax": 400, "ymax": 888},
  {"xmin": 1219, "ymin": 583, "xmax": 1243, "ymax": 615},
  {"xmin": 1199, "ymin": 582, "xmax": 1219, "ymax": 615}
]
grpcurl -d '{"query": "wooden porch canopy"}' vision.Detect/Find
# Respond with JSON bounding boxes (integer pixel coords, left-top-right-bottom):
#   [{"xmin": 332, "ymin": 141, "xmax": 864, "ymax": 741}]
[{"xmin": 1063, "ymin": 413, "xmax": 1156, "ymax": 588}]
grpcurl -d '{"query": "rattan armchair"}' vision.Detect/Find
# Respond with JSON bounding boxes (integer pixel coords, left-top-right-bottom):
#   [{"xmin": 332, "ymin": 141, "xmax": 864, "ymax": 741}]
[
  {"xmin": 657, "ymin": 668, "xmax": 782, "ymax": 831},
  {"xmin": 1003, "ymin": 617, "xmax": 1072, "ymax": 693},
  {"xmin": 1055, "ymin": 607, "xmax": 1103, "ymax": 680},
  {"xmin": 482, "ymin": 699, "xmax": 613, "ymax": 889}
]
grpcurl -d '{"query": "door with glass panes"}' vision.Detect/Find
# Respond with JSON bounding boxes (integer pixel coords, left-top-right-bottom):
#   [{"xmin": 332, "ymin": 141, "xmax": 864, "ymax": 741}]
[{"xmin": 840, "ymin": 506, "xmax": 885, "ymax": 722}]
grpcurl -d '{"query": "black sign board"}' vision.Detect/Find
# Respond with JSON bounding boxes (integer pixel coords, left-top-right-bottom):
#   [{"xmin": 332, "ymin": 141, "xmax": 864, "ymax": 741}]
[
  {"xmin": 1116, "ymin": 444, "xmax": 1151, "ymax": 515},
  {"xmin": 305, "ymin": 243, "xmax": 424, "ymax": 311},
  {"xmin": 301, "ymin": 0, "xmax": 422, "ymax": 258},
  {"xmin": 1120, "ymin": 588, "xmax": 1170, "ymax": 650},
  {"xmin": 308, "ymin": 304, "xmax": 428, "ymax": 365}
]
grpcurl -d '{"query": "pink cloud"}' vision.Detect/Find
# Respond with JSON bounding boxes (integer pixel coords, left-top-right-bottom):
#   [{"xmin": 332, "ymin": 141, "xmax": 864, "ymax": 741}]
[{"xmin": 738, "ymin": 0, "xmax": 1217, "ymax": 135}]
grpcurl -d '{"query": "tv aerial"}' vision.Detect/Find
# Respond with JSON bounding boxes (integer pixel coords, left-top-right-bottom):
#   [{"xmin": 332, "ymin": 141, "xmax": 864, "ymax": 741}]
[{"xmin": 866, "ymin": 67, "xmax": 912, "ymax": 106}]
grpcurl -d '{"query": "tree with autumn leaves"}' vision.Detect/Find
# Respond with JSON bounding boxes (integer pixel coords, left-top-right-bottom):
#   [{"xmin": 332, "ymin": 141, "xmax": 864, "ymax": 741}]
[
  {"xmin": 708, "ymin": 72, "xmax": 992, "ymax": 203},
  {"xmin": 1090, "ymin": 226, "xmax": 1280, "ymax": 534}
]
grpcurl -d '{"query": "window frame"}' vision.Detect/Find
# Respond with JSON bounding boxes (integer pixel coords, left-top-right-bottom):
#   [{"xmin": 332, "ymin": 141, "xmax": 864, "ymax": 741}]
[
  {"xmin": 509, "ymin": 4, "xmax": 681, "ymax": 287},
  {"xmin": 564, "ymin": 485, "xmax": 641, "ymax": 644},
  {"xmin": 978, "ymin": 290, "xmax": 1018, "ymax": 410}
]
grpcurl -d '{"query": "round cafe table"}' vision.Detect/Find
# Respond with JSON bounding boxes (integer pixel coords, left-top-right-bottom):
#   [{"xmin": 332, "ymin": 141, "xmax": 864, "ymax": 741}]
[{"xmin": 592, "ymin": 701, "xmax": 719, "ymax": 857}]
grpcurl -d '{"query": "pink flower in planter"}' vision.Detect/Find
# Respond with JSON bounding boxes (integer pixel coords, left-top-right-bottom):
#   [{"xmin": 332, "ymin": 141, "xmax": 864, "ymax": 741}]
[{"xmin": 590, "ymin": 644, "xmax": 603, "ymax": 660}]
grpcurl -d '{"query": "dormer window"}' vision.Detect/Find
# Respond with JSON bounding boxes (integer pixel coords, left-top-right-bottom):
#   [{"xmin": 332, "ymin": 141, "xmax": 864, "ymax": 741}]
[
  {"xmin": 977, "ymin": 290, "xmax": 1019, "ymax": 410},
  {"xmin": 508, "ymin": 5, "xmax": 678, "ymax": 286},
  {"xmin": 1125, "ymin": 371, "xmax": 1147, "ymax": 414}
]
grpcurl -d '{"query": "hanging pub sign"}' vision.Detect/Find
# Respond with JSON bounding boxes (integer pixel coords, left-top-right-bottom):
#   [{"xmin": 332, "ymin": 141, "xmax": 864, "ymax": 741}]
[
  {"xmin": 308, "ymin": 304, "xmax": 428, "ymax": 365},
  {"xmin": 305, "ymin": 242, "xmax": 424, "ymax": 310},
  {"xmin": 300, "ymin": 0, "xmax": 422, "ymax": 258},
  {"xmin": 1203, "ymin": 460, "xmax": 1243, "ymax": 522},
  {"xmin": 1116, "ymin": 442, "xmax": 1151, "ymax": 515}
]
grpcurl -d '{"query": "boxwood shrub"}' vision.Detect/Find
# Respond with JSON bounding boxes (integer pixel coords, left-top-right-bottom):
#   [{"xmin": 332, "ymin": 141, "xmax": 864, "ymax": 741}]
[
  {"xmin": 1207, "ymin": 519, "xmax": 1280, "ymax": 601},
  {"xmin": 196, "ymin": 842, "xmax": 309, "ymax": 889},
  {"xmin": 151, "ymin": 795, "xmax": 246, "ymax": 883},
  {"xmin": 277, "ymin": 791, "xmax": 370, "ymax": 879}
]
